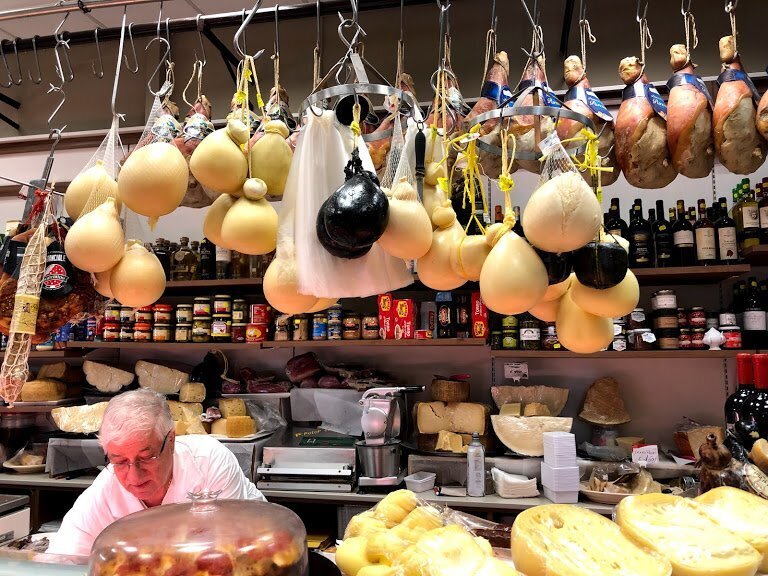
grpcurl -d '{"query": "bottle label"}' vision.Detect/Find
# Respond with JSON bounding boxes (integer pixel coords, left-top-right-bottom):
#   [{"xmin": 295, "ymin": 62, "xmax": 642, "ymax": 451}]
[
  {"xmin": 742, "ymin": 206, "xmax": 760, "ymax": 229},
  {"xmin": 673, "ymin": 230, "xmax": 694, "ymax": 247},
  {"xmin": 695, "ymin": 228, "xmax": 716, "ymax": 261},
  {"xmin": 608, "ymin": 228, "xmax": 623, "ymax": 237},
  {"xmin": 761, "ymin": 207, "xmax": 768, "ymax": 229},
  {"xmin": 719, "ymin": 312, "xmax": 737, "ymax": 326},
  {"xmin": 215, "ymin": 247, "xmax": 232, "ymax": 262},
  {"xmin": 632, "ymin": 234, "xmax": 651, "ymax": 263},
  {"xmin": 718, "ymin": 227, "xmax": 738, "ymax": 260},
  {"xmin": 744, "ymin": 310, "xmax": 767, "ymax": 331},
  {"xmin": 520, "ymin": 328, "xmax": 540, "ymax": 341}
]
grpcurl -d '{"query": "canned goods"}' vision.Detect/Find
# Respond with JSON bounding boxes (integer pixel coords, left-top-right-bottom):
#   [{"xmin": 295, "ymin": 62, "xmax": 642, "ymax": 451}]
[
  {"xmin": 327, "ymin": 304, "xmax": 343, "ymax": 323},
  {"xmin": 135, "ymin": 307, "xmax": 153, "ymax": 323},
  {"xmin": 153, "ymin": 304, "xmax": 173, "ymax": 324},
  {"xmin": 721, "ymin": 326, "xmax": 742, "ymax": 349},
  {"xmin": 688, "ymin": 307, "xmax": 706, "ymax": 328},
  {"xmin": 362, "ymin": 316, "xmax": 379, "ymax": 340},
  {"xmin": 232, "ymin": 323, "xmax": 247, "ymax": 343},
  {"xmin": 103, "ymin": 322, "xmax": 120, "ymax": 342},
  {"xmin": 153, "ymin": 323, "xmax": 172, "ymax": 342},
  {"xmin": 232, "ymin": 299, "xmax": 247, "ymax": 322},
  {"xmin": 176, "ymin": 304, "xmax": 193, "ymax": 324},
  {"xmin": 105, "ymin": 304, "xmax": 121, "ymax": 322},
  {"xmin": 293, "ymin": 315, "xmax": 310, "ymax": 341},
  {"xmin": 192, "ymin": 317, "xmax": 211, "ymax": 343},
  {"xmin": 213, "ymin": 295, "xmax": 232, "ymax": 315},
  {"xmin": 175, "ymin": 323, "xmax": 192, "ymax": 343},
  {"xmin": 328, "ymin": 321, "xmax": 343, "ymax": 341},
  {"xmin": 250, "ymin": 304, "xmax": 271, "ymax": 324},
  {"xmin": 194, "ymin": 297, "xmax": 211, "ymax": 317},
  {"xmin": 651, "ymin": 289, "xmax": 677, "ymax": 311},
  {"xmin": 691, "ymin": 328, "xmax": 707, "ymax": 349},
  {"xmin": 120, "ymin": 306, "xmax": 135, "ymax": 324},
  {"xmin": 312, "ymin": 313, "xmax": 328, "ymax": 340},
  {"xmin": 246, "ymin": 323, "xmax": 268, "ymax": 343}
]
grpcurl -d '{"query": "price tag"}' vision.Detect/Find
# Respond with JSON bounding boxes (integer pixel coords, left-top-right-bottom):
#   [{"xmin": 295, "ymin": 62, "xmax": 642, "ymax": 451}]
[
  {"xmin": 632, "ymin": 444, "xmax": 659, "ymax": 466},
  {"xmin": 503, "ymin": 362, "xmax": 529, "ymax": 382}
]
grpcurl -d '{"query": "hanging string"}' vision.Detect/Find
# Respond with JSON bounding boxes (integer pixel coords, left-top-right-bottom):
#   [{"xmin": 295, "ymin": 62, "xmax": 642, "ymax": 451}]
[
  {"xmin": 683, "ymin": 9, "xmax": 698, "ymax": 56},
  {"xmin": 579, "ymin": 18, "xmax": 595, "ymax": 74},
  {"xmin": 638, "ymin": 15, "xmax": 653, "ymax": 75},
  {"xmin": 182, "ymin": 59, "xmax": 203, "ymax": 108},
  {"xmin": 161, "ymin": 61, "xmax": 175, "ymax": 109},
  {"xmin": 236, "ymin": 54, "xmax": 266, "ymax": 178},
  {"xmin": 491, "ymin": 128, "xmax": 517, "ymax": 247},
  {"xmin": 726, "ymin": 2, "xmax": 738, "ymax": 56},
  {"xmin": 481, "ymin": 28, "xmax": 497, "ymax": 92},
  {"xmin": 442, "ymin": 124, "xmax": 488, "ymax": 236},
  {"xmin": 273, "ymin": 53, "xmax": 281, "ymax": 112},
  {"xmin": 560, "ymin": 128, "xmax": 613, "ymax": 205},
  {"xmin": 350, "ymin": 99, "xmax": 362, "ymax": 146}
]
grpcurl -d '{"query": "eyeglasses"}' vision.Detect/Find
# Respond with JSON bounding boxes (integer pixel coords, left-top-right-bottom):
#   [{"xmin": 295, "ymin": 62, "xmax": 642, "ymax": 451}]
[{"xmin": 106, "ymin": 430, "xmax": 172, "ymax": 473}]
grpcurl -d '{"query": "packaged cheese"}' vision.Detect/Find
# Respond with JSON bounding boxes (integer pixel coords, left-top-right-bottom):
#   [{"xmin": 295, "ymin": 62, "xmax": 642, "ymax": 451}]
[
  {"xmin": 523, "ymin": 402, "xmax": 551, "ymax": 416},
  {"xmin": 212, "ymin": 416, "xmax": 256, "ymax": 438},
  {"xmin": 616, "ymin": 493, "xmax": 761, "ymax": 576},
  {"xmin": 20, "ymin": 379, "xmax": 67, "ymax": 402},
  {"xmin": 490, "ymin": 415, "xmax": 573, "ymax": 456},
  {"xmin": 83, "ymin": 361, "xmax": 134, "ymax": 393},
  {"xmin": 179, "ymin": 382, "xmax": 206, "ymax": 403},
  {"xmin": 415, "ymin": 402, "xmax": 489, "ymax": 435},
  {"xmin": 166, "ymin": 401, "xmax": 203, "ymax": 422},
  {"xmin": 696, "ymin": 487, "xmax": 768, "ymax": 571},
  {"xmin": 135, "ymin": 360, "xmax": 191, "ymax": 395},
  {"xmin": 499, "ymin": 403, "xmax": 522, "ymax": 416},
  {"xmin": 52, "ymin": 402, "xmax": 109, "ymax": 434},
  {"xmin": 219, "ymin": 398, "xmax": 246, "ymax": 418},
  {"xmin": 511, "ymin": 504, "xmax": 672, "ymax": 576}
]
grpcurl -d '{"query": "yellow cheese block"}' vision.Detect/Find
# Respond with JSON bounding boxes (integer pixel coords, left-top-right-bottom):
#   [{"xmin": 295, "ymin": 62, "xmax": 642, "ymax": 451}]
[
  {"xmin": 435, "ymin": 430, "xmax": 466, "ymax": 453},
  {"xmin": 415, "ymin": 402, "xmax": 488, "ymax": 435},
  {"xmin": 499, "ymin": 403, "xmax": 521, "ymax": 416},
  {"xmin": 179, "ymin": 382, "xmax": 206, "ymax": 403},
  {"xmin": 167, "ymin": 401, "xmax": 203, "ymax": 422},
  {"xmin": 174, "ymin": 420, "xmax": 189, "ymax": 435},
  {"xmin": 511, "ymin": 504, "xmax": 671, "ymax": 576},
  {"xmin": 523, "ymin": 402, "xmax": 551, "ymax": 416},
  {"xmin": 696, "ymin": 487, "xmax": 768, "ymax": 571},
  {"xmin": 185, "ymin": 420, "xmax": 210, "ymax": 435},
  {"xmin": 211, "ymin": 416, "xmax": 256, "ymax": 438},
  {"xmin": 616, "ymin": 493, "xmax": 761, "ymax": 576},
  {"xmin": 20, "ymin": 379, "xmax": 67, "ymax": 402},
  {"xmin": 219, "ymin": 398, "xmax": 246, "ymax": 418}
]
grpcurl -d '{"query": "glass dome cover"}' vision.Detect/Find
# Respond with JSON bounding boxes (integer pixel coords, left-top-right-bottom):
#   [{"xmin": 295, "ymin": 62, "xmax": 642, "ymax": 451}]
[{"xmin": 88, "ymin": 492, "xmax": 308, "ymax": 576}]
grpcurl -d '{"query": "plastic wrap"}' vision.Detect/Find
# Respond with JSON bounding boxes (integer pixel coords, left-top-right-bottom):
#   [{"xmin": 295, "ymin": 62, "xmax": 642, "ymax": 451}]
[
  {"xmin": 490, "ymin": 415, "xmax": 573, "ymax": 456},
  {"xmin": 337, "ymin": 489, "xmax": 519, "ymax": 576},
  {"xmin": 490, "ymin": 385, "xmax": 569, "ymax": 416},
  {"xmin": 51, "ymin": 402, "xmax": 108, "ymax": 434},
  {"xmin": 134, "ymin": 360, "xmax": 191, "ymax": 395},
  {"xmin": 244, "ymin": 399, "xmax": 287, "ymax": 432}
]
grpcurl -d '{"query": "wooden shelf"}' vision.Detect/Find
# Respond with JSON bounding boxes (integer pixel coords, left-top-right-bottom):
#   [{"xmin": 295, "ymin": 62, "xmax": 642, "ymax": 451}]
[
  {"xmin": 630, "ymin": 264, "xmax": 750, "ymax": 285},
  {"xmin": 490, "ymin": 350, "xmax": 751, "ymax": 359},
  {"xmin": 742, "ymin": 245, "xmax": 768, "ymax": 266},
  {"xmin": 264, "ymin": 338, "xmax": 487, "ymax": 348},
  {"xmin": 0, "ymin": 350, "xmax": 84, "ymax": 360},
  {"xmin": 164, "ymin": 278, "xmax": 263, "ymax": 290},
  {"xmin": 69, "ymin": 341, "xmax": 262, "ymax": 350}
]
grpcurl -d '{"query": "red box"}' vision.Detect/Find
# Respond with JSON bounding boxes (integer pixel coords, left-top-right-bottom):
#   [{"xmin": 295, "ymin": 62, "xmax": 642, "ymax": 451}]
[
  {"xmin": 394, "ymin": 299, "xmax": 417, "ymax": 340},
  {"xmin": 378, "ymin": 294, "xmax": 395, "ymax": 340},
  {"xmin": 471, "ymin": 292, "xmax": 489, "ymax": 339},
  {"xmin": 415, "ymin": 329, "xmax": 432, "ymax": 339}
]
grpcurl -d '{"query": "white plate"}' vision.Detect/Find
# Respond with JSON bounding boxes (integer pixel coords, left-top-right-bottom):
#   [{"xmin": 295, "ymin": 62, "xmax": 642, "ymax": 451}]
[
  {"xmin": 3, "ymin": 460, "xmax": 46, "ymax": 474},
  {"xmin": 3, "ymin": 398, "xmax": 82, "ymax": 407},
  {"xmin": 579, "ymin": 486, "xmax": 630, "ymax": 505},
  {"xmin": 210, "ymin": 430, "xmax": 274, "ymax": 443}
]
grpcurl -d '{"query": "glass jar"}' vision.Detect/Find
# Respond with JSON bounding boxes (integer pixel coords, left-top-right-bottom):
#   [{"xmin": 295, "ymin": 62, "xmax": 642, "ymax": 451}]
[
  {"xmin": 611, "ymin": 333, "xmax": 628, "ymax": 351},
  {"xmin": 342, "ymin": 314, "xmax": 361, "ymax": 340},
  {"xmin": 192, "ymin": 317, "xmax": 212, "ymax": 343},
  {"xmin": 293, "ymin": 315, "xmax": 310, "ymax": 341},
  {"xmin": 134, "ymin": 322, "xmax": 152, "ymax": 342},
  {"xmin": 153, "ymin": 304, "xmax": 173, "ymax": 324},
  {"xmin": 104, "ymin": 304, "xmax": 121, "ymax": 323},
  {"xmin": 274, "ymin": 314, "xmax": 291, "ymax": 341},
  {"xmin": 721, "ymin": 326, "xmax": 742, "ymax": 349},
  {"xmin": 213, "ymin": 295, "xmax": 232, "ymax": 315},
  {"xmin": 175, "ymin": 323, "xmax": 192, "ymax": 343},
  {"xmin": 312, "ymin": 313, "xmax": 328, "ymax": 340},
  {"xmin": 362, "ymin": 315, "xmax": 379, "ymax": 340},
  {"xmin": 630, "ymin": 328, "xmax": 656, "ymax": 350},
  {"xmin": 120, "ymin": 323, "xmax": 134, "ymax": 342},
  {"xmin": 153, "ymin": 323, "xmax": 172, "ymax": 343},
  {"xmin": 328, "ymin": 304, "xmax": 343, "ymax": 323},
  {"xmin": 691, "ymin": 328, "xmax": 707, "ymax": 349},
  {"xmin": 706, "ymin": 314, "xmax": 719, "ymax": 330},
  {"xmin": 520, "ymin": 315, "xmax": 540, "ymax": 350},
  {"xmin": 328, "ymin": 321, "xmax": 343, "ymax": 341},
  {"xmin": 176, "ymin": 304, "xmax": 193, "ymax": 324},
  {"xmin": 502, "ymin": 315, "xmax": 519, "ymax": 350},
  {"xmin": 652, "ymin": 310, "xmax": 679, "ymax": 330},
  {"xmin": 88, "ymin": 497, "xmax": 309, "ymax": 576},
  {"xmin": 103, "ymin": 322, "xmax": 120, "ymax": 342},
  {"xmin": 193, "ymin": 297, "xmax": 211, "ymax": 317},
  {"xmin": 135, "ymin": 307, "xmax": 153, "ymax": 323},
  {"xmin": 119, "ymin": 306, "xmax": 134, "ymax": 324},
  {"xmin": 212, "ymin": 314, "xmax": 232, "ymax": 341},
  {"xmin": 541, "ymin": 322, "xmax": 561, "ymax": 351},
  {"xmin": 613, "ymin": 318, "xmax": 626, "ymax": 336},
  {"xmin": 656, "ymin": 329, "xmax": 680, "ymax": 350},
  {"xmin": 628, "ymin": 308, "xmax": 647, "ymax": 330},
  {"xmin": 651, "ymin": 289, "xmax": 677, "ymax": 311},
  {"xmin": 688, "ymin": 307, "xmax": 706, "ymax": 328},
  {"xmin": 232, "ymin": 323, "xmax": 247, "ymax": 343},
  {"xmin": 679, "ymin": 328, "xmax": 692, "ymax": 349},
  {"xmin": 677, "ymin": 307, "xmax": 689, "ymax": 328},
  {"xmin": 232, "ymin": 299, "xmax": 247, "ymax": 323}
]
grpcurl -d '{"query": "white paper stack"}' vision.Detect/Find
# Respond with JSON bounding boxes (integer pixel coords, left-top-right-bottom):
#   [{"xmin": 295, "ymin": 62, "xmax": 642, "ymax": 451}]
[
  {"xmin": 541, "ymin": 432, "xmax": 579, "ymax": 504},
  {"xmin": 491, "ymin": 468, "xmax": 539, "ymax": 498}
]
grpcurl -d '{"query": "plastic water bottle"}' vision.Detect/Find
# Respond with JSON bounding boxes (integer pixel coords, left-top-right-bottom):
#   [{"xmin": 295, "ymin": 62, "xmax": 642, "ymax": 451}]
[{"xmin": 466, "ymin": 433, "xmax": 486, "ymax": 497}]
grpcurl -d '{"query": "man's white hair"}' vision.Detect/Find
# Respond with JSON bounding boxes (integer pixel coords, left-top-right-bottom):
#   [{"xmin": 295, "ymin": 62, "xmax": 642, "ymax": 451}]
[{"xmin": 99, "ymin": 389, "xmax": 174, "ymax": 450}]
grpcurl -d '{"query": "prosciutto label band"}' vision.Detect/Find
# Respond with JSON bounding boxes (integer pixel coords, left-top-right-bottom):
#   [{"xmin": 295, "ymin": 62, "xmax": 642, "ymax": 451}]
[
  {"xmin": 480, "ymin": 80, "xmax": 515, "ymax": 107},
  {"xmin": 564, "ymin": 85, "xmax": 613, "ymax": 122},
  {"xmin": 717, "ymin": 67, "xmax": 761, "ymax": 104},
  {"xmin": 517, "ymin": 80, "xmax": 562, "ymax": 109},
  {"xmin": 622, "ymin": 80, "xmax": 668, "ymax": 121},
  {"xmin": 666, "ymin": 73, "xmax": 714, "ymax": 108}
]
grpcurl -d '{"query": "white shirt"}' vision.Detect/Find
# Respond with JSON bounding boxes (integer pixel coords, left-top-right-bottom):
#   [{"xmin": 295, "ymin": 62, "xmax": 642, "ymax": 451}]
[{"xmin": 47, "ymin": 435, "xmax": 265, "ymax": 557}]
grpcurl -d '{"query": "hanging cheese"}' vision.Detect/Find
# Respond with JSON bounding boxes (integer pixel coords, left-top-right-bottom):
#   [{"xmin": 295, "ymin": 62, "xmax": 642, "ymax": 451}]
[
  {"xmin": 110, "ymin": 241, "xmax": 166, "ymax": 308},
  {"xmin": 118, "ymin": 142, "xmax": 189, "ymax": 227},
  {"xmin": 522, "ymin": 171, "xmax": 601, "ymax": 253},
  {"xmin": 203, "ymin": 192, "xmax": 236, "ymax": 247},
  {"xmin": 556, "ymin": 289, "xmax": 613, "ymax": 354},
  {"xmin": 541, "ymin": 276, "xmax": 571, "ymax": 303},
  {"xmin": 64, "ymin": 197, "xmax": 125, "ymax": 273},
  {"xmin": 190, "ymin": 119, "xmax": 249, "ymax": 195},
  {"xmin": 529, "ymin": 296, "xmax": 562, "ymax": 322},
  {"xmin": 377, "ymin": 179, "xmax": 433, "ymax": 260},
  {"xmin": 570, "ymin": 270, "xmax": 639, "ymax": 318},
  {"xmin": 263, "ymin": 257, "xmax": 319, "ymax": 314},
  {"xmin": 417, "ymin": 205, "xmax": 467, "ymax": 291},
  {"xmin": 480, "ymin": 228, "xmax": 547, "ymax": 315},
  {"xmin": 220, "ymin": 178, "xmax": 278, "ymax": 255},
  {"xmin": 94, "ymin": 267, "xmax": 115, "ymax": 299},
  {"xmin": 450, "ymin": 234, "xmax": 491, "ymax": 282},
  {"xmin": 307, "ymin": 297, "xmax": 339, "ymax": 313},
  {"xmin": 249, "ymin": 120, "xmax": 293, "ymax": 198},
  {"xmin": 64, "ymin": 161, "xmax": 120, "ymax": 221}
]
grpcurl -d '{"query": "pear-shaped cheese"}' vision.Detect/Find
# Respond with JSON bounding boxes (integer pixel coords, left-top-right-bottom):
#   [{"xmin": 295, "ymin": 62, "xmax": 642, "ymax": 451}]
[
  {"xmin": 570, "ymin": 270, "xmax": 639, "ymax": 318},
  {"xmin": 556, "ymin": 289, "xmax": 613, "ymax": 354}
]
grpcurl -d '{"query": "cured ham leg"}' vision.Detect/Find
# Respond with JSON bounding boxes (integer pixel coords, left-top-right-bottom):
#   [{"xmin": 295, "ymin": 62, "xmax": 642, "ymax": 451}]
[
  {"xmin": 557, "ymin": 55, "xmax": 619, "ymax": 187},
  {"xmin": 368, "ymin": 73, "xmax": 417, "ymax": 173},
  {"xmin": 758, "ymin": 86, "xmax": 768, "ymax": 141},
  {"xmin": 614, "ymin": 57, "xmax": 677, "ymax": 189},
  {"xmin": 666, "ymin": 45, "xmax": 714, "ymax": 178},
  {"xmin": 174, "ymin": 96, "xmax": 216, "ymax": 208},
  {"xmin": 713, "ymin": 36, "xmax": 766, "ymax": 175}
]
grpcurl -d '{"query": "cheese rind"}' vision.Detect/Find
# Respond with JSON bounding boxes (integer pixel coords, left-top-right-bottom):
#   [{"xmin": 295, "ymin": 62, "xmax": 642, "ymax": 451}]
[
  {"xmin": 499, "ymin": 403, "xmax": 521, "ymax": 416},
  {"xmin": 51, "ymin": 403, "xmax": 108, "ymax": 434},
  {"xmin": 179, "ymin": 382, "xmax": 206, "ymax": 403},
  {"xmin": 415, "ymin": 402, "xmax": 489, "ymax": 435},
  {"xmin": 219, "ymin": 398, "xmax": 246, "ymax": 418},
  {"xmin": 491, "ymin": 415, "xmax": 573, "ymax": 456},
  {"xmin": 135, "ymin": 360, "xmax": 190, "ymax": 394},
  {"xmin": 83, "ymin": 361, "xmax": 134, "ymax": 393},
  {"xmin": 511, "ymin": 504, "xmax": 671, "ymax": 576},
  {"xmin": 38, "ymin": 362, "xmax": 83, "ymax": 384},
  {"xmin": 185, "ymin": 420, "xmax": 210, "ymax": 435},
  {"xmin": 167, "ymin": 401, "xmax": 203, "ymax": 422},
  {"xmin": 616, "ymin": 493, "xmax": 761, "ymax": 576},
  {"xmin": 20, "ymin": 379, "xmax": 67, "ymax": 402},
  {"xmin": 435, "ymin": 430, "xmax": 466, "ymax": 453},
  {"xmin": 212, "ymin": 416, "xmax": 256, "ymax": 438}
]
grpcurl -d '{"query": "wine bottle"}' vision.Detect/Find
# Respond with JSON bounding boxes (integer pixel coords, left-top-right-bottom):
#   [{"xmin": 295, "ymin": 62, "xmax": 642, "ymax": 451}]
[
  {"xmin": 739, "ymin": 179, "xmax": 760, "ymax": 251},
  {"xmin": 725, "ymin": 353, "xmax": 756, "ymax": 434},
  {"xmin": 629, "ymin": 201, "xmax": 652, "ymax": 268},
  {"xmin": 494, "ymin": 204, "xmax": 503, "ymax": 224},
  {"xmin": 605, "ymin": 198, "xmax": 628, "ymax": 238},
  {"xmin": 672, "ymin": 200, "xmax": 696, "ymax": 266},
  {"xmin": 758, "ymin": 181, "xmax": 768, "ymax": 244},
  {"xmin": 199, "ymin": 238, "xmax": 215, "ymax": 280},
  {"xmin": 745, "ymin": 353, "xmax": 768, "ymax": 439},
  {"xmin": 653, "ymin": 200, "xmax": 673, "ymax": 268},
  {"xmin": 716, "ymin": 196, "xmax": 739, "ymax": 264},
  {"xmin": 734, "ymin": 280, "xmax": 747, "ymax": 328},
  {"xmin": 743, "ymin": 276, "xmax": 766, "ymax": 349},
  {"xmin": 694, "ymin": 199, "xmax": 717, "ymax": 266}
]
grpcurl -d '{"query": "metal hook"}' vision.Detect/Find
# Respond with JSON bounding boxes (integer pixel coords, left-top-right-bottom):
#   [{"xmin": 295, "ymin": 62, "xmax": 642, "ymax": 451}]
[
  {"xmin": 48, "ymin": 38, "xmax": 68, "ymax": 135},
  {"xmin": 436, "ymin": 0, "xmax": 451, "ymax": 70},
  {"xmin": 316, "ymin": 0, "xmax": 322, "ymax": 49},
  {"xmin": 145, "ymin": 35, "xmax": 171, "ymax": 97},
  {"xmin": 91, "ymin": 28, "xmax": 104, "ymax": 78},
  {"xmin": 123, "ymin": 23, "xmax": 139, "ymax": 73},
  {"xmin": 195, "ymin": 14, "xmax": 206, "ymax": 67},
  {"xmin": 519, "ymin": 0, "xmax": 545, "ymax": 57},
  {"xmin": 27, "ymin": 36, "xmax": 42, "ymax": 84},
  {"xmin": 0, "ymin": 42, "xmax": 13, "ymax": 88},
  {"xmin": 681, "ymin": 0, "xmax": 692, "ymax": 15},
  {"xmin": 725, "ymin": 0, "xmax": 738, "ymax": 12},
  {"xmin": 155, "ymin": 0, "xmax": 163, "ymax": 39},
  {"xmin": 637, "ymin": 0, "xmax": 649, "ymax": 22},
  {"xmin": 274, "ymin": 5, "xmax": 280, "ymax": 58},
  {"xmin": 7, "ymin": 39, "xmax": 22, "ymax": 85},
  {"xmin": 579, "ymin": 0, "xmax": 587, "ymax": 21},
  {"xmin": 234, "ymin": 1, "xmax": 266, "ymax": 60}
]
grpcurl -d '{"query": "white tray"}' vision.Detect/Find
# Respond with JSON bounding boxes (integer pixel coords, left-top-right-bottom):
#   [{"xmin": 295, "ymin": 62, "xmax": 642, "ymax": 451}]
[
  {"xmin": 3, "ymin": 460, "xmax": 46, "ymax": 474},
  {"xmin": 210, "ymin": 430, "xmax": 274, "ymax": 443}
]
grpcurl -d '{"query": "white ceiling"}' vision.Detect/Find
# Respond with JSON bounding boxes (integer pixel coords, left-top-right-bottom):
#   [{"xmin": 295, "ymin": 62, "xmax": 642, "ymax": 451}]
[{"xmin": 0, "ymin": 0, "xmax": 318, "ymax": 40}]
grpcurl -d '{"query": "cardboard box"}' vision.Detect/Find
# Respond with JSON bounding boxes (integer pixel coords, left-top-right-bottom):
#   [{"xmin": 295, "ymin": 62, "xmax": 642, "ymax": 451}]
[
  {"xmin": 420, "ymin": 302, "xmax": 437, "ymax": 337},
  {"xmin": 378, "ymin": 294, "xmax": 395, "ymax": 340},
  {"xmin": 471, "ymin": 292, "xmax": 489, "ymax": 339},
  {"xmin": 394, "ymin": 298, "xmax": 417, "ymax": 340}
]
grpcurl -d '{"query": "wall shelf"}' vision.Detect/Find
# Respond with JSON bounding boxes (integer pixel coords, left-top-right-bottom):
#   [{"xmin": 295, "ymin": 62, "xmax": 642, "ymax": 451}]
[
  {"xmin": 630, "ymin": 265, "xmax": 750, "ymax": 286},
  {"xmin": 1, "ymin": 350, "xmax": 84, "ymax": 360},
  {"xmin": 490, "ymin": 350, "xmax": 751, "ymax": 359},
  {"xmin": 69, "ymin": 341, "xmax": 262, "ymax": 351},
  {"xmin": 164, "ymin": 278, "xmax": 264, "ymax": 291},
  {"xmin": 741, "ymin": 246, "xmax": 768, "ymax": 266},
  {"xmin": 264, "ymin": 338, "xmax": 487, "ymax": 348}
]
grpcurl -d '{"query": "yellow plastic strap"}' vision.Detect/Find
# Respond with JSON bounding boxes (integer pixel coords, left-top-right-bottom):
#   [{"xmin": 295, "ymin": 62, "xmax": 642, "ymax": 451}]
[{"xmin": 562, "ymin": 127, "xmax": 612, "ymax": 204}]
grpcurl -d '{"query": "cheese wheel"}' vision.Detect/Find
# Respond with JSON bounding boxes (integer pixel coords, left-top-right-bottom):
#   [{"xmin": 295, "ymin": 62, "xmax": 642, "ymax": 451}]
[
  {"xmin": 570, "ymin": 270, "xmax": 639, "ymax": 318},
  {"xmin": 556, "ymin": 289, "xmax": 613, "ymax": 354}
]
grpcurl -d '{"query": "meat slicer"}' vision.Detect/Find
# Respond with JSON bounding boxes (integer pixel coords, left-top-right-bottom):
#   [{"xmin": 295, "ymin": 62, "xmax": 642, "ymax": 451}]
[{"xmin": 357, "ymin": 386, "xmax": 423, "ymax": 488}]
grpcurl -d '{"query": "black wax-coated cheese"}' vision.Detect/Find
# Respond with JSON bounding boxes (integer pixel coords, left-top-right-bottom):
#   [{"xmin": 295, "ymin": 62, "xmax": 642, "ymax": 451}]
[
  {"xmin": 534, "ymin": 247, "xmax": 573, "ymax": 285},
  {"xmin": 573, "ymin": 241, "xmax": 628, "ymax": 289},
  {"xmin": 316, "ymin": 197, "xmax": 372, "ymax": 259}
]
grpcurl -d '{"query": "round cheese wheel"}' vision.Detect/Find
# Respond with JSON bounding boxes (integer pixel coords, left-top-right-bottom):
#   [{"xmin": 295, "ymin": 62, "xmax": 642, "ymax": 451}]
[
  {"xmin": 529, "ymin": 295, "xmax": 562, "ymax": 322},
  {"xmin": 556, "ymin": 289, "xmax": 614, "ymax": 354},
  {"xmin": 570, "ymin": 270, "xmax": 640, "ymax": 318},
  {"xmin": 522, "ymin": 171, "xmax": 601, "ymax": 253}
]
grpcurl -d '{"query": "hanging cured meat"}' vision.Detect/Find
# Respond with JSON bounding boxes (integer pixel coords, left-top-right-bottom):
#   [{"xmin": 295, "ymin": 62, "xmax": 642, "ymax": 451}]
[
  {"xmin": 759, "ymin": 81, "xmax": 768, "ymax": 140},
  {"xmin": 368, "ymin": 73, "xmax": 417, "ymax": 172},
  {"xmin": 557, "ymin": 55, "xmax": 619, "ymax": 187},
  {"xmin": 665, "ymin": 45, "xmax": 714, "ymax": 178},
  {"xmin": 173, "ymin": 96, "xmax": 216, "ymax": 208},
  {"xmin": 713, "ymin": 36, "xmax": 767, "ymax": 174},
  {"xmin": 614, "ymin": 57, "xmax": 677, "ymax": 189}
]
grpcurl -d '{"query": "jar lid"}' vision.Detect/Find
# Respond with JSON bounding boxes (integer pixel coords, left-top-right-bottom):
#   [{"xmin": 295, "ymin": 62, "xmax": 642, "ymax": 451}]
[
  {"xmin": 233, "ymin": 299, "xmax": 246, "ymax": 303},
  {"xmin": 176, "ymin": 323, "xmax": 192, "ymax": 327},
  {"xmin": 720, "ymin": 325, "xmax": 740, "ymax": 330},
  {"xmin": 194, "ymin": 316, "xmax": 212, "ymax": 321},
  {"xmin": 194, "ymin": 297, "xmax": 211, "ymax": 301},
  {"xmin": 213, "ymin": 314, "xmax": 231, "ymax": 319},
  {"xmin": 634, "ymin": 328, "xmax": 652, "ymax": 333},
  {"xmin": 690, "ymin": 306, "xmax": 705, "ymax": 311},
  {"xmin": 153, "ymin": 304, "xmax": 173, "ymax": 310},
  {"xmin": 120, "ymin": 305, "xmax": 134, "ymax": 310},
  {"xmin": 313, "ymin": 313, "xmax": 328, "ymax": 317},
  {"xmin": 693, "ymin": 328, "xmax": 706, "ymax": 333},
  {"xmin": 679, "ymin": 328, "xmax": 691, "ymax": 333},
  {"xmin": 137, "ymin": 306, "xmax": 153, "ymax": 312},
  {"xmin": 232, "ymin": 323, "xmax": 247, "ymax": 327},
  {"xmin": 677, "ymin": 307, "xmax": 686, "ymax": 311},
  {"xmin": 105, "ymin": 303, "xmax": 121, "ymax": 309},
  {"xmin": 154, "ymin": 323, "xmax": 171, "ymax": 327},
  {"xmin": 653, "ymin": 289, "xmax": 675, "ymax": 295},
  {"xmin": 632, "ymin": 308, "xmax": 645, "ymax": 313},
  {"xmin": 134, "ymin": 323, "xmax": 152, "ymax": 330},
  {"xmin": 214, "ymin": 294, "xmax": 231, "ymax": 299},
  {"xmin": 177, "ymin": 304, "xmax": 192, "ymax": 308}
]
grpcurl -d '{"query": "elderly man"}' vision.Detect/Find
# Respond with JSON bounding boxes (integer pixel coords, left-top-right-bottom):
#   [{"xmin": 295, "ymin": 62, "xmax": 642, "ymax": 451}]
[{"xmin": 47, "ymin": 389, "xmax": 265, "ymax": 557}]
